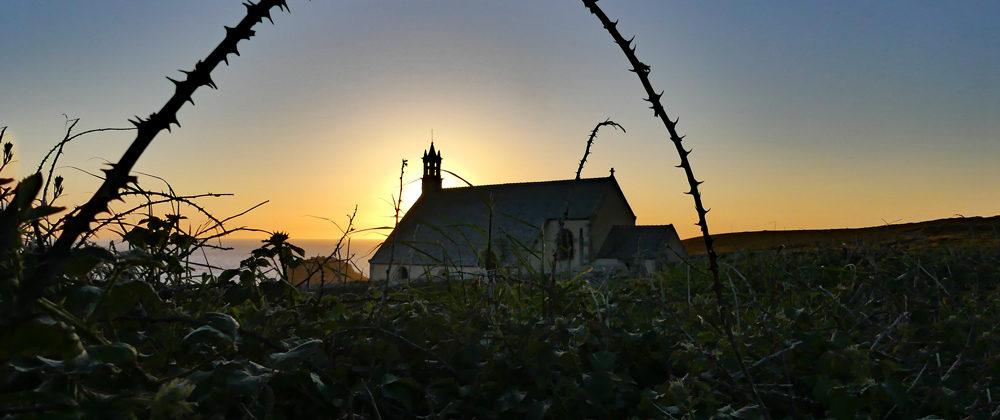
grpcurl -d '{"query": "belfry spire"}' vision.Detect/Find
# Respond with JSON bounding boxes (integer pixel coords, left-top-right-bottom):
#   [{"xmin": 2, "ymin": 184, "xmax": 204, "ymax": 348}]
[{"xmin": 422, "ymin": 141, "xmax": 442, "ymax": 195}]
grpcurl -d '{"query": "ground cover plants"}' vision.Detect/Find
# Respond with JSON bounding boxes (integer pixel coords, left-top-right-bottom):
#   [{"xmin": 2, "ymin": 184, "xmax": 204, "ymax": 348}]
[{"xmin": 2, "ymin": 1, "xmax": 999, "ymax": 418}]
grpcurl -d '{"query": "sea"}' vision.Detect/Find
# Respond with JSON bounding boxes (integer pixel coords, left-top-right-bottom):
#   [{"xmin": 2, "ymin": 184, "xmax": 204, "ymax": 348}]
[{"xmin": 94, "ymin": 237, "xmax": 384, "ymax": 278}]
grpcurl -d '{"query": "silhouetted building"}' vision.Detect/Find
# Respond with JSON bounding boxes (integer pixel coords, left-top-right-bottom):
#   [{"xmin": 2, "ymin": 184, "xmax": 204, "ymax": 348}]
[{"xmin": 369, "ymin": 143, "xmax": 686, "ymax": 281}]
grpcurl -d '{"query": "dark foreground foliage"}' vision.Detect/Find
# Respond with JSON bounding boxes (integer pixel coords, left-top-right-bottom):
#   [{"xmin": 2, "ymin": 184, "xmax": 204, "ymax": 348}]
[{"xmin": 3, "ymin": 180, "xmax": 999, "ymax": 419}]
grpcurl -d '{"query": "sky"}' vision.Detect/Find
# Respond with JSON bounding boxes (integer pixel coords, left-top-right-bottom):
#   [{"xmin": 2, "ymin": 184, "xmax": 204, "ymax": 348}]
[{"xmin": 2, "ymin": 1, "xmax": 998, "ymax": 241}]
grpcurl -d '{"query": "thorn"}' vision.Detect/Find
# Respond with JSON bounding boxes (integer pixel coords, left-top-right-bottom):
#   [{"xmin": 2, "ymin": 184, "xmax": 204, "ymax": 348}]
[
  {"xmin": 230, "ymin": 45, "xmax": 241, "ymax": 57},
  {"xmin": 243, "ymin": 2, "xmax": 257, "ymax": 20},
  {"xmin": 166, "ymin": 114, "xmax": 180, "ymax": 130},
  {"xmin": 166, "ymin": 76, "xmax": 182, "ymax": 88},
  {"xmin": 260, "ymin": 7, "xmax": 274, "ymax": 24},
  {"xmin": 694, "ymin": 180, "xmax": 704, "ymax": 186},
  {"xmin": 186, "ymin": 97, "xmax": 195, "ymax": 106},
  {"xmin": 201, "ymin": 74, "xmax": 217, "ymax": 89}
]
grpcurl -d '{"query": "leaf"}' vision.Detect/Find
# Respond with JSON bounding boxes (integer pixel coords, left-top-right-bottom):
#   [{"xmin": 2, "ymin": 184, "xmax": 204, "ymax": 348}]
[
  {"xmin": 218, "ymin": 268, "xmax": 239, "ymax": 283},
  {"xmin": 224, "ymin": 367, "xmax": 268, "ymax": 396},
  {"xmin": 590, "ymin": 351, "xmax": 616, "ymax": 372},
  {"xmin": 260, "ymin": 280, "xmax": 293, "ymax": 299},
  {"xmin": 169, "ymin": 232, "xmax": 195, "ymax": 250},
  {"xmin": 123, "ymin": 226, "xmax": 153, "ymax": 249},
  {"xmin": 0, "ymin": 316, "xmax": 84, "ymax": 359},
  {"xmin": 102, "ymin": 280, "xmax": 162, "ymax": 318},
  {"xmin": 63, "ymin": 246, "xmax": 115, "ymax": 276},
  {"xmin": 181, "ymin": 325, "xmax": 232, "ymax": 351},
  {"xmin": 199, "ymin": 312, "xmax": 239, "ymax": 339},
  {"xmin": 0, "ymin": 389, "xmax": 78, "ymax": 412},
  {"xmin": 268, "ymin": 339, "xmax": 323, "ymax": 369},
  {"xmin": 224, "ymin": 285, "xmax": 255, "ymax": 305},
  {"xmin": 13, "ymin": 173, "xmax": 43, "ymax": 212},
  {"xmin": 382, "ymin": 375, "xmax": 421, "ymax": 412},
  {"xmin": 87, "ymin": 342, "xmax": 138, "ymax": 365},
  {"xmin": 24, "ymin": 205, "xmax": 65, "ymax": 221},
  {"xmin": 287, "ymin": 243, "xmax": 305, "ymax": 257},
  {"xmin": 64, "ymin": 284, "xmax": 102, "ymax": 318}
]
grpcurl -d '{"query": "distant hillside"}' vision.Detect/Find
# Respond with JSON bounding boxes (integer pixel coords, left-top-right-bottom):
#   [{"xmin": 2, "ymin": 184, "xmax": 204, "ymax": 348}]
[
  {"xmin": 289, "ymin": 257, "xmax": 367, "ymax": 286},
  {"xmin": 682, "ymin": 215, "xmax": 1000, "ymax": 255}
]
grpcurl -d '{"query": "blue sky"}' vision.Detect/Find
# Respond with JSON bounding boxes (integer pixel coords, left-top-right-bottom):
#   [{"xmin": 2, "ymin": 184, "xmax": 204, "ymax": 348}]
[{"xmin": 2, "ymin": 1, "xmax": 998, "ymax": 239}]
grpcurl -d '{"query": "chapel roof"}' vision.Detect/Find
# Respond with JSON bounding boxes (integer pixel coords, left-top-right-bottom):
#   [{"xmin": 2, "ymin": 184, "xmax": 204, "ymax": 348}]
[
  {"xmin": 369, "ymin": 176, "xmax": 634, "ymax": 265},
  {"xmin": 595, "ymin": 225, "xmax": 684, "ymax": 260}
]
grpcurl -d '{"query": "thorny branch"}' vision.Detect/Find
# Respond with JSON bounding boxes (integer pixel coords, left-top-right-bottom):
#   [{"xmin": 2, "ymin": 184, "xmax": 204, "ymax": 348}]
[
  {"xmin": 29, "ymin": 0, "xmax": 293, "ymax": 297},
  {"xmin": 576, "ymin": 118, "xmax": 624, "ymax": 180},
  {"xmin": 581, "ymin": 0, "xmax": 768, "ymax": 416}
]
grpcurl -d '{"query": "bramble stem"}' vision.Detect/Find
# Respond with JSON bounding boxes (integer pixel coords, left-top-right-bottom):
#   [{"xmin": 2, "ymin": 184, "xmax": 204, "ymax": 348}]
[
  {"xmin": 581, "ymin": 0, "xmax": 769, "ymax": 415},
  {"xmin": 575, "ymin": 119, "xmax": 624, "ymax": 180},
  {"xmin": 29, "ymin": 0, "xmax": 292, "ymax": 295}
]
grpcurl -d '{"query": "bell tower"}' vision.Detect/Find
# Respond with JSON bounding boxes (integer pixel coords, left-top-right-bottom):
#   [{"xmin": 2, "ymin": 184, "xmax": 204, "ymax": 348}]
[{"xmin": 421, "ymin": 142, "xmax": 442, "ymax": 194}]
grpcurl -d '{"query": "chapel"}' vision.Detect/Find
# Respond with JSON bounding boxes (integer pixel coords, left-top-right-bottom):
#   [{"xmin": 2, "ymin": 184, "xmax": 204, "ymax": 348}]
[{"xmin": 368, "ymin": 143, "xmax": 686, "ymax": 281}]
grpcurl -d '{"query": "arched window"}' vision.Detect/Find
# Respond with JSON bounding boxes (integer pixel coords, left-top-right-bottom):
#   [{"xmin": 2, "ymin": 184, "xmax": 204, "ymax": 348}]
[
  {"xmin": 397, "ymin": 266, "xmax": 409, "ymax": 281},
  {"xmin": 556, "ymin": 229, "xmax": 574, "ymax": 261}
]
